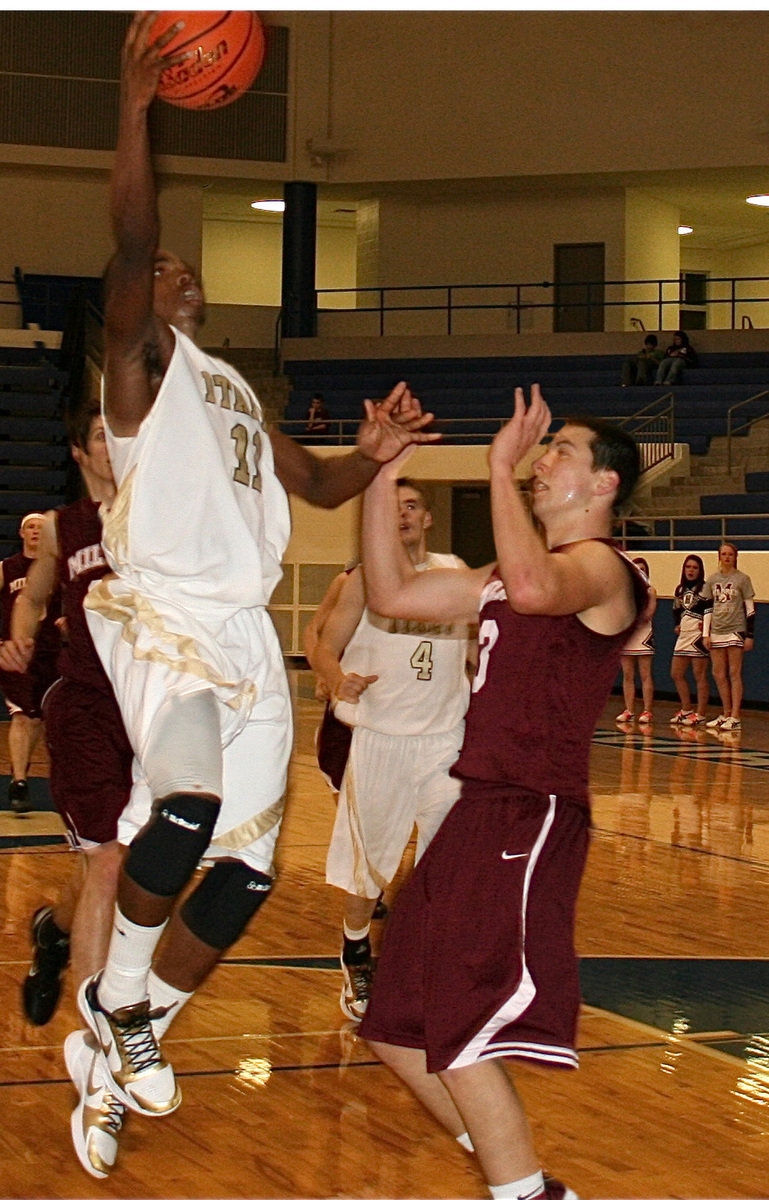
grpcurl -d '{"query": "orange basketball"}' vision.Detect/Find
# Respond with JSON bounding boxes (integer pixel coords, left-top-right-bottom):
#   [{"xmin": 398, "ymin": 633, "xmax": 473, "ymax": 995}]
[{"xmin": 151, "ymin": 11, "xmax": 266, "ymax": 110}]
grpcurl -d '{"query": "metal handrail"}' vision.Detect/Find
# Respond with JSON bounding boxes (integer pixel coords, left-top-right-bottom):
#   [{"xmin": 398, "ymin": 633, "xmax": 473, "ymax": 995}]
[
  {"xmin": 617, "ymin": 392, "xmax": 675, "ymax": 472},
  {"xmin": 726, "ymin": 388, "xmax": 769, "ymax": 471},
  {"xmin": 316, "ymin": 274, "xmax": 769, "ymax": 336},
  {"xmin": 617, "ymin": 512, "xmax": 769, "ymax": 550},
  {"xmin": 279, "ymin": 402, "xmax": 674, "ymax": 474},
  {"xmin": 278, "ymin": 416, "xmax": 508, "ymax": 445},
  {"xmin": 0, "ymin": 275, "xmax": 20, "ymax": 310}
]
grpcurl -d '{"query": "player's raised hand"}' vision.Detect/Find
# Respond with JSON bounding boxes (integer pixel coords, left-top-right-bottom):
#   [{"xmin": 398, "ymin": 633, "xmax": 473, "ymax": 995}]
[
  {"xmin": 121, "ymin": 12, "xmax": 191, "ymax": 110},
  {"xmin": 357, "ymin": 381, "xmax": 441, "ymax": 463},
  {"xmin": 488, "ymin": 384, "xmax": 551, "ymax": 471}
]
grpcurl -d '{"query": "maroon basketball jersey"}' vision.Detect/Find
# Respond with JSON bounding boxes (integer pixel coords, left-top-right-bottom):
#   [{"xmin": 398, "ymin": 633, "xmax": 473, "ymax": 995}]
[
  {"xmin": 0, "ymin": 552, "xmax": 31, "ymax": 638},
  {"xmin": 1, "ymin": 549, "xmax": 61, "ymax": 655},
  {"xmin": 452, "ymin": 544, "xmax": 647, "ymax": 804},
  {"xmin": 56, "ymin": 497, "xmax": 113, "ymax": 692}
]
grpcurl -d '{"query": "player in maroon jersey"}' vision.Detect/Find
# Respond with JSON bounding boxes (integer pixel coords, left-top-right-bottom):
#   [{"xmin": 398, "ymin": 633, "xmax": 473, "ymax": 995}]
[
  {"xmin": 356, "ymin": 385, "xmax": 645, "ymax": 1200},
  {"xmin": 0, "ymin": 407, "xmax": 127, "ymax": 1015},
  {"xmin": 0, "ymin": 511, "xmax": 61, "ymax": 812},
  {"xmin": 0, "ymin": 405, "xmax": 134, "ymax": 1173}
]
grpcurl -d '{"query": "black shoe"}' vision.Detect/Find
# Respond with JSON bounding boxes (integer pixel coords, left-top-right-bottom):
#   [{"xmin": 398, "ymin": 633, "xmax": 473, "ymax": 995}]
[
  {"xmin": 22, "ymin": 906, "xmax": 70, "ymax": 1025},
  {"xmin": 9, "ymin": 778, "xmax": 33, "ymax": 814},
  {"xmin": 373, "ymin": 896, "xmax": 388, "ymax": 920}
]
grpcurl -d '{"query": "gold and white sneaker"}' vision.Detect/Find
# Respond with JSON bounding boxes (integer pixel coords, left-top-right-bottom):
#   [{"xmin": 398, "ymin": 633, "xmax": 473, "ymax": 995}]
[
  {"xmin": 78, "ymin": 974, "xmax": 181, "ymax": 1117},
  {"xmin": 64, "ymin": 1030, "xmax": 125, "ymax": 1179},
  {"xmin": 340, "ymin": 955, "xmax": 374, "ymax": 1022}
]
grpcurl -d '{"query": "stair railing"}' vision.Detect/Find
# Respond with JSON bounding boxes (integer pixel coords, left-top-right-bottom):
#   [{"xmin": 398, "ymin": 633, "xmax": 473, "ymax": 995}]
[
  {"xmin": 726, "ymin": 388, "xmax": 769, "ymax": 472},
  {"xmin": 617, "ymin": 391, "xmax": 674, "ymax": 473}
]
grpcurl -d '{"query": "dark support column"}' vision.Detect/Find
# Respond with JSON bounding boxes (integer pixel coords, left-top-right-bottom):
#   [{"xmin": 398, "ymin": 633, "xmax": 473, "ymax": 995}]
[{"xmin": 281, "ymin": 182, "xmax": 317, "ymax": 338}]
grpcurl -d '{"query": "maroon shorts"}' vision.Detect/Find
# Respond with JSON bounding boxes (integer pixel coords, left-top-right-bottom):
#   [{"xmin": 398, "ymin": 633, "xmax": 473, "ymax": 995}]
[
  {"xmin": 43, "ymin": 677, "xmax": 134, "ymax": 845},
  {"xmin": 315, "ymin": 702, "xmax": 352, "ymax": 793},
  {"xmin": 359, "ymin": 787, "xmax": 590, "ymax": 1073},
  {"xmin": 0, "ymin": 652, "xmax": 59, "ymax": 719}
]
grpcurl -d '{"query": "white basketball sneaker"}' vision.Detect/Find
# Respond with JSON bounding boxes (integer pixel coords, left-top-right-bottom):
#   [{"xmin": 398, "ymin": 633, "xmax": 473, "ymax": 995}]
[
  {"xmin": 64, "ymin": 1030, "xmax": 125, "ymax": 1179},
  {"xmin": 77, "ymin": 974, "xmax": 181, "ymax": 1117}
]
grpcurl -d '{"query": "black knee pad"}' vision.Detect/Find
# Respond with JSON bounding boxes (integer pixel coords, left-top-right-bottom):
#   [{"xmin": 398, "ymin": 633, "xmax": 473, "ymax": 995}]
[
  {"xmin": 125, "ymin": 793, "xmax": 220, "ymax": 897},
  {"xmin": 180, "ymin": 859, "xmax": 273, "ymax": 950}
]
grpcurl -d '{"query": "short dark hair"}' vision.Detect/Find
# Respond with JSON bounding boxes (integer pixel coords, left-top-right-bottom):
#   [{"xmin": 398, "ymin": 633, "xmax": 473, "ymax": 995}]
[
  {"xmin": 396, "ymin": 477, "xmax": 431, "ymax": 510},
  {"xmin": 643, "ymin": 334, "xmax": 658, "ymax": 347},
  {"xmin": 563, "ymin": 416, "xmax": 640, "ymax": 513},
  {"xmin": 66, "ymin": 403, "xmax": 101, "ymax": 450}
]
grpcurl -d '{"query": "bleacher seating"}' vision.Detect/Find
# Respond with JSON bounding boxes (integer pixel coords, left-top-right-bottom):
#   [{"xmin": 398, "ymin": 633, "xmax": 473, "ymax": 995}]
[
  {"xmin": 14, "ymin": 268, "xmax": 103, "ymax": 333},
  {"xmin": 281, "ymin": 352, "xmax": 769, "ymax": 458},
  {"xmin": 0, "ymin": 347, "xmax": 70, "ymax": 558}
]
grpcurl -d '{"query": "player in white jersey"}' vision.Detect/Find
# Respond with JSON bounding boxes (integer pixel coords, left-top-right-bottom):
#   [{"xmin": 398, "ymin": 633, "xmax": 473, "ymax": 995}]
[
  {"xmin": 313, "ymin": 480, "xmax": 473, "ymax": 1021},
  {"xmin": 67, "ymin": 12, "xmax": 440, "ymax": 1173}
]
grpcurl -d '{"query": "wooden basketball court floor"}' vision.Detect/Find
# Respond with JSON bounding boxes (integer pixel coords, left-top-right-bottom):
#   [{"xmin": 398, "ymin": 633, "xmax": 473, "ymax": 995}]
[{"xmin": 1, "ymin": 672, "xmax": 769, "ymax": 1200}]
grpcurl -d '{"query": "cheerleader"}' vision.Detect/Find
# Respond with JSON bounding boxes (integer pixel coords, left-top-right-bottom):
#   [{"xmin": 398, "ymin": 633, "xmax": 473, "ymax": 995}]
[
  {"xmin": 616, "ymin": 556, "xmax": 657, "ymax": 724},
  {"xmin": 703, "ymin": 542, "xmax": 755, "ymax": 732},
  {"xmin": 670, "ymin": 554, "xmax": 709, "ymax": 726}
]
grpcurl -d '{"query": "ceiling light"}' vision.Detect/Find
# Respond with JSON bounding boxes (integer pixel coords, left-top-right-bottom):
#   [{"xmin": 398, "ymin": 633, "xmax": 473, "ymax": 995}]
[
  {"xmin": 251, "ymin": 200, "xmax": 285, "ymax": 213},
  {"xmin": 678, "ymin": 225, "xmax": 693, "ymax": 235},
  {"xmin": 746, "ymin": 195, "xmax": 769, "ymax": 207}
]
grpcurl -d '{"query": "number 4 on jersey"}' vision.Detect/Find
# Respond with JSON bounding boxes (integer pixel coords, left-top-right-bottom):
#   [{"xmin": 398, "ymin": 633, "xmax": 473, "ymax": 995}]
[{"xmin": 410, "ymin": 640, "xmax": 434, "ymax": 680}]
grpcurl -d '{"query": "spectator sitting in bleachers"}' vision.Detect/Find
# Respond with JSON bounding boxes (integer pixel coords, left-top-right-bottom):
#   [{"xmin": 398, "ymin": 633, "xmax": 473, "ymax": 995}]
[
  {"xmin": 655, "ymin": 330, "xmax": 697, "ymax": 385},
  {"xmin": 306, "ymin": 392, "xmax": 331, "ymax": 435},
  {"xmin": 621, "ymin": 334, "xmax": 664, "ymax": 386}
]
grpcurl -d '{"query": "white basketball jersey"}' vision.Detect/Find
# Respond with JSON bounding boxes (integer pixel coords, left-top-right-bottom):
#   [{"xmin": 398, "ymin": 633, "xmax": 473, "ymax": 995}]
[
  {"xmin": 333, "ymin": 553, "xmax": 470, "ymax": 736},
  {"xmin": 101, "ymin": 328, "xmax": 290, "ymax": 611}
]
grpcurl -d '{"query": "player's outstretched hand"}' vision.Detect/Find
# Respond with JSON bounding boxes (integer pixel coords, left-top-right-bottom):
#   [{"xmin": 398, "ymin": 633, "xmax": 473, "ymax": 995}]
[
  {"xmin": 121, "ymin": 11, "xmax": 191, "ymax": 110},
  {"xmin": 357, "ymin": 381, "xmax": 441, "ymax": 464},
  {"xmin": 488, "ymin": 384, "xmax": 551, "ymax": 471},
  {"xmin": 0, "ymin": 636, "xmax": 35, "ymax": 674}
]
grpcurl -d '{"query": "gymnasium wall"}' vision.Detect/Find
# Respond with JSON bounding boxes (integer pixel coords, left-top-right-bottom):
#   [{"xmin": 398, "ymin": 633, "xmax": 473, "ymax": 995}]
[
  {"xmin": 0, "ymin": 169, "xmax": 203, "ymax": 327},
  {"xmin": 3, "ymin": 12, "xmax": 769, "ymax": 336},
  {"xmin": 299, "ymin": 12, "xmax": 769, "ymax": 185},
  {"xmin": 373, "ymin": 190, "xmax": 629, "ymax": 333}
]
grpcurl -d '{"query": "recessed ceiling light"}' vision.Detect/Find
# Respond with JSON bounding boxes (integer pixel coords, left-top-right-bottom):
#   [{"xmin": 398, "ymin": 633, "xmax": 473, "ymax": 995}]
[
  {"xmin": 251, "ymin": 200, "xmax": 285, "ymax": 213},
  {"xmin": 746, "ymin": 194, "xmax": 769, "ymax": 207},
  {"xmin": 678, "ymin": 225, "xmax": 693, "ymax": 235}
]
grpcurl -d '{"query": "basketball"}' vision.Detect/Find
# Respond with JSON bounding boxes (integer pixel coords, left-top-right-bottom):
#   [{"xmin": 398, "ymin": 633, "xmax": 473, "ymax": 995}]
[{"xmin": 151, "ymin": 11, "xmax": 266, "ymax": 110}]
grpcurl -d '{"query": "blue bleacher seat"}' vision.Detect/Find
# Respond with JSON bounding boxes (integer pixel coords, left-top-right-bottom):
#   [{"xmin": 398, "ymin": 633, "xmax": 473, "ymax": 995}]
[
  {"xmin": 14, "ymin": 269, "xmax": 103, "ymax": 334},
  {"xmin": 701, "ymin": 492, "xmax": 769, "ymax": 514},
  {"xmin": 282, "ymin": 352, "xmax": 769, "ymax": 455},
  {"xmin": 0, "ymin": 346, "xmax": 70, "ymax": 555}
]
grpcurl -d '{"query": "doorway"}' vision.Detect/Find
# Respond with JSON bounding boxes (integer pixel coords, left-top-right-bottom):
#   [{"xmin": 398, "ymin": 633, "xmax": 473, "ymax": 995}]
[
  {"xmin": 554, "ymin": 242, "xmax": 605, "ymax": 332},
  {"xmin": 452, "ymin": 485, "xmax": 495, "ymax": 568}
]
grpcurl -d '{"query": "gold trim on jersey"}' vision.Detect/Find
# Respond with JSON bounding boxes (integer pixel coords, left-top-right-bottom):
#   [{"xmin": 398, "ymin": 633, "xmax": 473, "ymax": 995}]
[
  {"xmin": 343, "ymin": 760, "xmax": 388, "ymax": 896},
  {"xmin": 210, "ymin": 797, "xmax": 284, "ymax": 858},
  {"xmin": 84, "ymin": 580, "xmax": 258, "ymax": 712}
]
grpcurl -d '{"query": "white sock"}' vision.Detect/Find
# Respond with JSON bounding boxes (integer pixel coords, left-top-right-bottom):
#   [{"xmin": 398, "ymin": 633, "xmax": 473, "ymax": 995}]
[
  {"xmin": 147, "ymin": 968, "xmax": 194, "ymax": 1041},
  {"xmin": 97, "ymin": 906, "xmax": 168, "ymax": 1012},
  {"xmin": 489, "ymin": 1169, "xmax": 545, "ymax": 1199},
  {"xmin": 457, "ymin": 1131, "xmax": 475, "ymax": 1152},
  {"xmin": 343, "ymin": 920, "xmax": 371, "ymax": 942}
]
